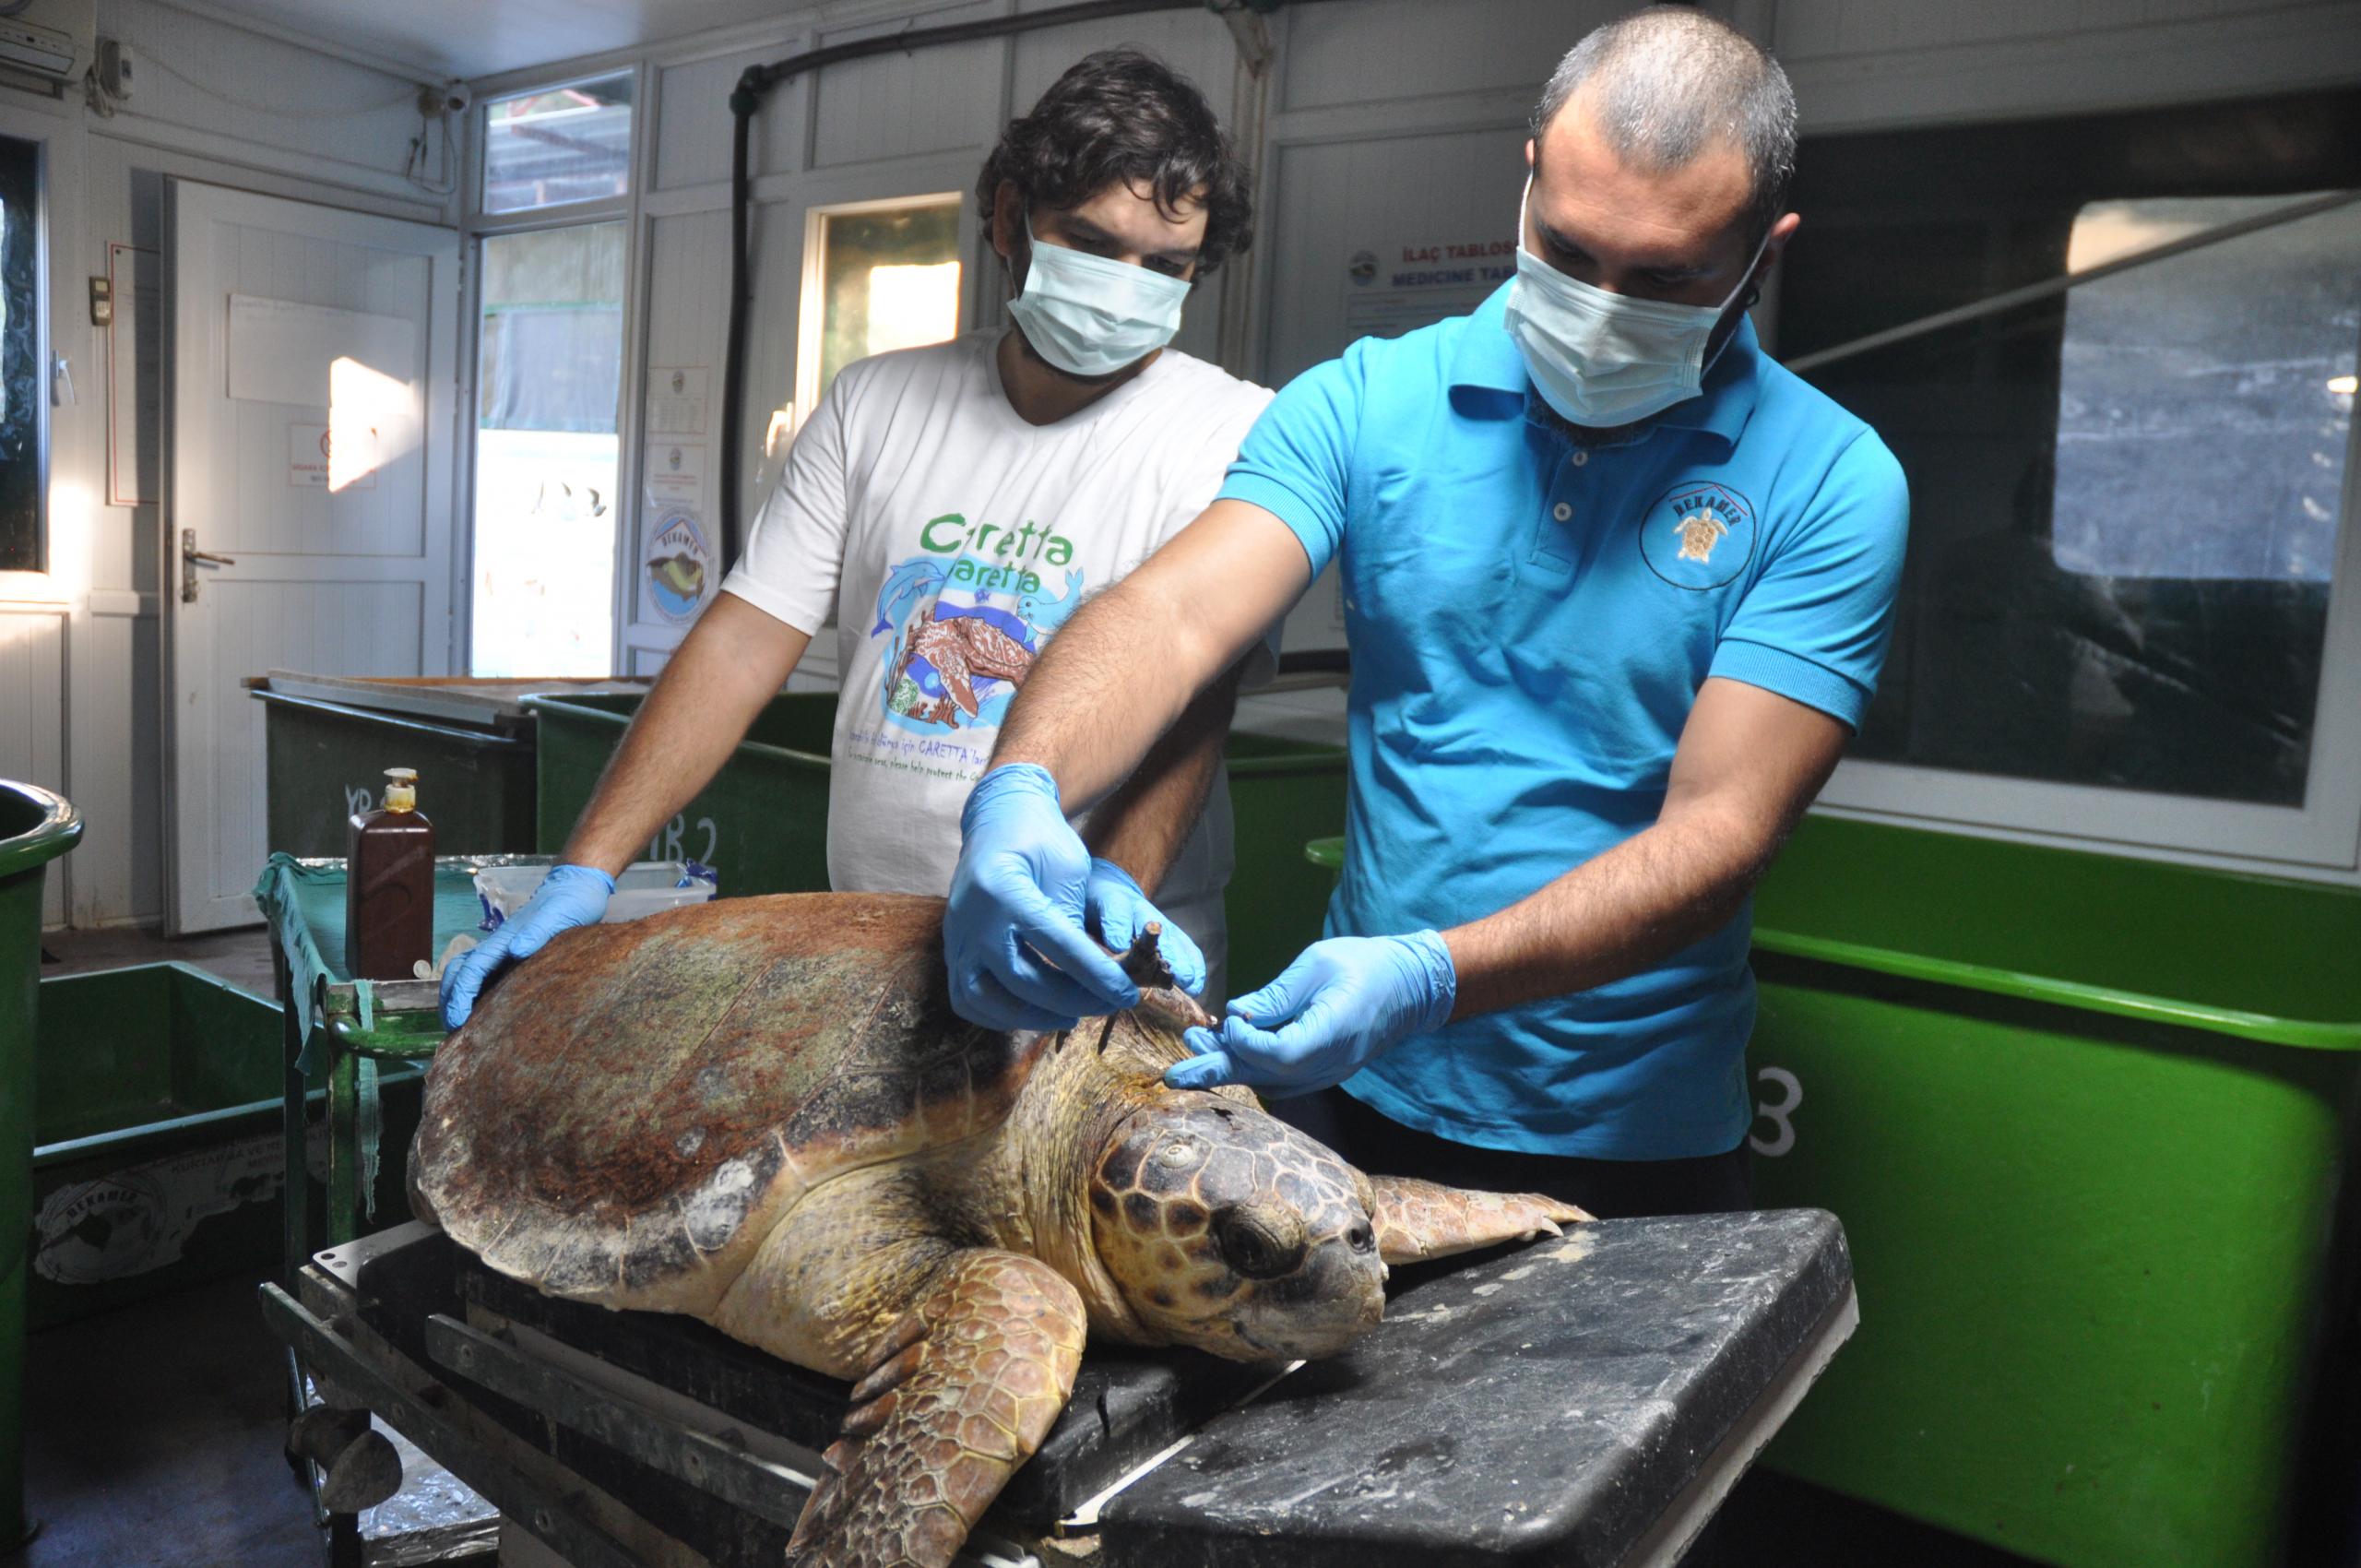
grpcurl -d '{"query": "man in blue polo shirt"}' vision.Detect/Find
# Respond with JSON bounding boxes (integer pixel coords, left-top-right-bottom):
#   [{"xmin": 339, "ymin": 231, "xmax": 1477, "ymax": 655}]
[{"xmin": 938, "ymin": 8, "xmax": 1908, "ymax": 1217}]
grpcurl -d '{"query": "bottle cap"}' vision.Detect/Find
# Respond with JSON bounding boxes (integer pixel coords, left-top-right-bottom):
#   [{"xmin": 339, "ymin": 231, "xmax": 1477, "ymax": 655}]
[{"xmin": 383, "ymin": 767, "xmax": 420, "ymax": 813}]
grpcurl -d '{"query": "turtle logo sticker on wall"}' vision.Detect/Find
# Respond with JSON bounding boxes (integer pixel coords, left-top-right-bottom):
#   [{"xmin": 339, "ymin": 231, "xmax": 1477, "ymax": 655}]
[
  {"xmin": 645, "ymin": 510, "xmax": 711, "ymax": 624},
  {"xmin": 1640, "ymin": 480, "xmax": 1757, "ymax": 590}
]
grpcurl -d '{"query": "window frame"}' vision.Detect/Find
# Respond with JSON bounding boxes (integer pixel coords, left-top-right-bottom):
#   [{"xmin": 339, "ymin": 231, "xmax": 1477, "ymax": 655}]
[
  {"xmin": 0, "ymin": 125, "xmax": 48, "ymax": 585},
  {"xmin": 1801, "ymin": 219, "xmax": 2361, "ymax": 873},
  {"xmin": 458, "ymin": 60, "xmax": 648, "ymax": 675},
  {"xmin": 471, "ymin": 67, "xmax": 640, "ymax": 232},
  {"xmin": 792, "ymin": 189, "xmax": 967, "ymax": 428}
]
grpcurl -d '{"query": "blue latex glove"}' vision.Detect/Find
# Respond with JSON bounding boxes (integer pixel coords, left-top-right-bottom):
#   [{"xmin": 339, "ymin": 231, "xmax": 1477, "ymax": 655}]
[
  {"xmin": 1164, "ymin": 930, "xmax": 1456, "ymax": 1097},
  {"xmin": 1086, "ymin": 858, "xmax": 1206, "ymax": 998},
  {"xmin": 439, "ymin": 863, "xmax": 615, "ymax": 1028},
  {"xmin": 944, "ymin": 764, "xmax": 1140, "ymax": 1032}
]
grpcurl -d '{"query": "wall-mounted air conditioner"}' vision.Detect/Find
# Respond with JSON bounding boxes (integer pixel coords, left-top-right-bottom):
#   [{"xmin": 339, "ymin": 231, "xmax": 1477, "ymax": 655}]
[{"xmin": 0, "ymin": 0, "xmax": 94, "ymax": 89}]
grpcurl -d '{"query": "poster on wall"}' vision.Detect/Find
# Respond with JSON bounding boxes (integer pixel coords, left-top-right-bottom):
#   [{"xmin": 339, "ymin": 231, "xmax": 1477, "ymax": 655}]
[
  {"xmin": 286, "ymin": 422, "xmax": 378, "ymax": 490},
  {"xmin": 647, "ymin": 365, "xmax": 709, "ymax": 436},
  {"xmin": 1342, "ymin": 233, "xmax": 1517, "ymax": 342},
  {"xmin": 106, "ymin": 243, "xmax": 160, "ymax": 506},
  {"xmin": 647, "ymin": 442, "xmax": 706, "ymax": 508},
  {"xmin": 642, "ymin": 508, "xmax": 712, "ymax": 625}
]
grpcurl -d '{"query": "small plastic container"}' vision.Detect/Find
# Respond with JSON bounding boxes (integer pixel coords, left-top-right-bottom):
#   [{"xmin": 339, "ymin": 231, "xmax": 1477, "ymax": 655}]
[{"xmin": 473, "ymin": 860, "xmax": 718, "ymax": 932}]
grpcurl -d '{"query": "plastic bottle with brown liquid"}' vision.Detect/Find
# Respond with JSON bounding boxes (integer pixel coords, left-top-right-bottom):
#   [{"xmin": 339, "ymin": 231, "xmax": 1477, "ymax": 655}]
[{"xmin": 345, "ymin": 767, "xmax": 436, "ymax": 980}]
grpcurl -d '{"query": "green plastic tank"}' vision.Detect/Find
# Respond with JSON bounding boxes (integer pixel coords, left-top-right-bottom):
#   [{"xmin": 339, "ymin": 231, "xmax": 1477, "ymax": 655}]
[
  {"xmin": 0, "ymin": 780, "xmax": 81, "ymax": 1546},
  {"xmin": 1310, "ymin": 820, "xmax": 2361, "ymax": 1566}
]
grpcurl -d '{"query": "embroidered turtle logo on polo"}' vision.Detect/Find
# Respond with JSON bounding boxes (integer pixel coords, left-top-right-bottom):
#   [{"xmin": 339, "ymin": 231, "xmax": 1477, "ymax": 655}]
[{"xmin": 1640, "ymin": 480, "xmax": 1756, "ymax": 590}]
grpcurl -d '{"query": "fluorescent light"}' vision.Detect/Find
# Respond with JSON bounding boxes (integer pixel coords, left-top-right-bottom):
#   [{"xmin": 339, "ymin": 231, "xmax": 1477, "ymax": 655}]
[{"xmin": 2329, "ymin": 374, "xmax": 2358, "ymax": 396}]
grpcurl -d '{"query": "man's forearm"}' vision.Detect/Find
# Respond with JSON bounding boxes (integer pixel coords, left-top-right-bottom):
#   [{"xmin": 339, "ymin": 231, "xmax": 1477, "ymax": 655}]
[
  {"xmin": 992, "ymin": 578, "xmax": 1220, "ymax": 810},
  {"xmin": 1083, "ymin": 661, "xmax": 1244, "ymax": 893},
  {"xmin": 1441, "ymin": 802, "xmax": 1782, "ymax": 1020},
  {"xmin": 561, "ymin": 593, "xmax": 809, "ymax": 874},
  {"xmin": 993, "ymin": 499, "xmax": 1311, "ymax": 810}
]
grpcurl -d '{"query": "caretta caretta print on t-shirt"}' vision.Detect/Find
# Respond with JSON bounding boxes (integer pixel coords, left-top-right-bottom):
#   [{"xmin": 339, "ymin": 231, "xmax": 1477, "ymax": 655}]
[{"xmin": 868, "ymin": 510, "xmax": 1086, "ymax": 734}]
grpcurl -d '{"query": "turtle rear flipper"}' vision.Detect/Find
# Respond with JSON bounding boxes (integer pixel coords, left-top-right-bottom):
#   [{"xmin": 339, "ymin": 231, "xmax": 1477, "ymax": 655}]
[
  {"xmin": 789, "ymin": 1249, "xmax": 1086, "ymax": 1568},
  {"xmin": 1368, "ymin": 1175, "xmax": 1592, "ymax": 1265}
]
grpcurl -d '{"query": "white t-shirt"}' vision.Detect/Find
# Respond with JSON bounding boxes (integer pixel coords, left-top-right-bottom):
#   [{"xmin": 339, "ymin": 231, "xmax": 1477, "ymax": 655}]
[{"xmin": 719, "ymin": 330, "xmax": 1274, "ymax": 989}]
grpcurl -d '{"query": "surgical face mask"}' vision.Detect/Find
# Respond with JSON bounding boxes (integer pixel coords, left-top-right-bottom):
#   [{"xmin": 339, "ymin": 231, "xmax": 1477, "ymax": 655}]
[
  {"xmin": 1006, "ymin": 216, "xmax": 1192, "ymax": 378},
  {"xmin": 1504, "ymin": 178, "xmax": 1769, "ymax": 428}
]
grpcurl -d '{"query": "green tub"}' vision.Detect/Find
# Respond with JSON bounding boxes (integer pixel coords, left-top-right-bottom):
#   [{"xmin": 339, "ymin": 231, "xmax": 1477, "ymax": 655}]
[
  {"xmin": 255, "ymin": 689, "xmax": 537, "ymax": 858},
  {"xmin": 526, "ymin": 694, "xmax": 1347, "ymax": 992},
  {"xmin": 526, "ymin": 691, "xmax": 835, "ymax": 892},
  {"xmin": 1746, "ymin": 815, "xmax": 2359, "ymax": 1568},
  {"xmin": 1310, "ymin": 820, "xmax": 2359, "ymax": 1565},
  {"xmin": 1, "ymin": 780, "xmax": 80, "ymax": 1546},
  {"xmin": 29, "ymin": 963, "xmax": 420, "ymax": 1330}
]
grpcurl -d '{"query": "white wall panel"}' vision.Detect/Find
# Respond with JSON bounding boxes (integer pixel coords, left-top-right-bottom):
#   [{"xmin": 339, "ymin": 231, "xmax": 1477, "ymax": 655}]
[
  {"xmin": 0, "ymin": 610, "xmax": 70, "ymax": 925},
  {"xmin": 810, "ymin": 1, "xmax": 1003, "ymax": 169},
  {"xmin": 1259, "ymin": 125, "xmax": 1525, "ymax": 385},
  {"xmin": 20, "ymin": 3, "xmax": 464, "ymax": 928},
  {"xmin": 98, "ymin": 0, "xmax": 449, "ymax": 202},
  {"xmin": 1774, "ymin": 0, "xmax": 2361, "ymax": 130},
  {"xmin": 626, "ymin": 208, "xmax": 733, "ymax": 655},
  {"xmin": 1774, "ymin": 0, "xmax": 2315, "ymax": 60},
  {"xmin": 1279, "ymin": 0, "xmax": 1620, "ymax": 113},
  {"xmin": 1008, "ymin": 5, "xmax": 1237, "ymax": 110},
  {"xmin": 656, "ymin": 39, "xmax": 811, "ymax": 190}
]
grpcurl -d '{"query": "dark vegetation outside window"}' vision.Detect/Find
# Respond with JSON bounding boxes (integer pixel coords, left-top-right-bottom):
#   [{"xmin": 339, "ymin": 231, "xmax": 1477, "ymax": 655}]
[
  {"xmin": 1778, "ymin": 89, "xmax": 2361, "ymax": 808},
  {"xmin": 0, "ymin": 131, "xmax": 41, "ymax": 573}
]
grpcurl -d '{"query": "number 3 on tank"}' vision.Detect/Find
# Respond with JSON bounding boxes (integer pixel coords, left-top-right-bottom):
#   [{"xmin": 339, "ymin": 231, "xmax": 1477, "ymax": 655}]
[
  {"xmin": 646, "ymin": 814, "xmax": 720, "ymax": 866},
  {"xmin": 1750, "ymin": 1066, "xmax": 1801, "ymax": 1158}
]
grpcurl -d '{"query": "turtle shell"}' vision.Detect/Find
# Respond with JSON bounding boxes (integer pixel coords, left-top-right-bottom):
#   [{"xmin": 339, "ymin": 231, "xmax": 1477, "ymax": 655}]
[{"xmin": 412, "ymin": 892, "xmax": 1040, "ymax": 1313}]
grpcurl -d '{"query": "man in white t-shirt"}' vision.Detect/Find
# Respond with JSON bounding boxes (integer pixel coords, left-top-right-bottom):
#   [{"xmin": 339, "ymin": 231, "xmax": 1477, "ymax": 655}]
[{"xmin": 443, "ymin": 48, "xmax": 1272, "ymax": 1030}]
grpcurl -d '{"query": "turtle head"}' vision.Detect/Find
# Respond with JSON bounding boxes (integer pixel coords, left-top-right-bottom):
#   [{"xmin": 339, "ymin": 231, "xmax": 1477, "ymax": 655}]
[{"xmin": 1086, "ymin": 1096, "xmax": 1384, "ymax": 1360}]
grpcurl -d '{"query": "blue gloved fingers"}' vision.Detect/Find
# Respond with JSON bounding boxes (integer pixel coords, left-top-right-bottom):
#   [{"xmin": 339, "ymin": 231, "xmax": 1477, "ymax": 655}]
[
  {"xmin": 994, "ymin": 932, "xmax": 1123, "ymax": 1025},
  {"xmin": 1086, "ymin": 860, "xmax": 1147, "ymax": 951},
  {"xmin": 439, "ymin": 926, "xmax": 517, "ymax": 1029},
  {"xmin": 1164, "ymin": 1047, "xmax": 1235, "ymax": 1090},
  {"xmin": 1145, "ymin": 917, "xmax": 1207, "ymax": 998},
  {"xmin": 1226, "ymin": 946, "xmax": 1329, "ymax": 1028},
  {"xmin": 951, "ymin": 962, "xmax": 1081, "ymax": 1036},
  {"xmin": 997, "ymin": 880, "xmax": 1140, "ymax": 1014}
]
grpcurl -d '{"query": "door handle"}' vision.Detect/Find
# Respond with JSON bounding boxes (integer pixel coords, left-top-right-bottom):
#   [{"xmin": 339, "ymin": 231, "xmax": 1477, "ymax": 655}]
[{"xmin": 181, "ymin": 528, "xmax": 237, "ymax": 602}]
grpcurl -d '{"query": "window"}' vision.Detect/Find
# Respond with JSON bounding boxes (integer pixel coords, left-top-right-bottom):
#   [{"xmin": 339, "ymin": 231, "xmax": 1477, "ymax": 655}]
[
  {"xmin": 470, "ymin": 222, "xmax": 626, "ymax": 676},
  {"xmin": 482, "ymin": 73, "xmax": 633, "ymax": 215},
  {"xmin": 0, "ymin": 131, "xmax": 40, "ymax": 573},
  {"xmin": 1776, "ymin": 89, "xmax": 2361, "ymax": 863},
  {"xmin": 798, "ymin": 196, "xmax": 963, "ymax": 417}
]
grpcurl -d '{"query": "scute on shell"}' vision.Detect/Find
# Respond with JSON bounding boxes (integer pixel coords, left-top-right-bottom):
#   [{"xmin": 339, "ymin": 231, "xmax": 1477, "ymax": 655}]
[{"xmin": 410, "ymin": 893, "xmax": 1042, "ymax": 1312}]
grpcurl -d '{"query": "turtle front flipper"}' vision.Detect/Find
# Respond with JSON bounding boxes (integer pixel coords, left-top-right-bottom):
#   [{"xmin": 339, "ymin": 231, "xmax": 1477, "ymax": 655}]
[
  {"xmin": 1368, "ymin": 1175, "xmax": 1592, "ymax": 1265},
  {"xmin": 789, "ymin": 1249, "xmax": 1086, "ymax": 1568}
]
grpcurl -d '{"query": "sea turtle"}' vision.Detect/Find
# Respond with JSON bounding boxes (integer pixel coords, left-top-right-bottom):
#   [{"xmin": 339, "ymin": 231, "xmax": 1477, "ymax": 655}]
[{"xmin": 411, "ymin": 892, "xmax": 1586, "ymax": 1568}]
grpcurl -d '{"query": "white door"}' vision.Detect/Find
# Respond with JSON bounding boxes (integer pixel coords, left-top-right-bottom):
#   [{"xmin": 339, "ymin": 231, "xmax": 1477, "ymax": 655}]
[{"xmin": 163, "ymin": 181, "xmax": 460, "ymax": 933}]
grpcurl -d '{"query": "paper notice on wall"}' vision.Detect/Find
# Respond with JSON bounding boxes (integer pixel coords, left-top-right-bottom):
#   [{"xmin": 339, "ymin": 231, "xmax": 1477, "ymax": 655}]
[
  {"xmin": 228, "ymin": 293, "xmax": 417, "ymax": 408},
  {"xmin": 647, "ymin": 365, "xmax": 709, "ymax": 435},
  {"xmin": 107, "ymin": 244, "xmax": 160, "ymax": 506},
  {"xmin": 288, "ymin": 422, "xmax": 377, "ymax": 490},
  {"xmin": 642, "ymin": 508, "xmax": 711, "ymax": 625},
  {"xmin": 1342, "ymin": 236, "xmax": 1516, "ymax": 342},
  {"xmin": 646, "ymin": 442, "xmax": 706, "ymax": 509}
]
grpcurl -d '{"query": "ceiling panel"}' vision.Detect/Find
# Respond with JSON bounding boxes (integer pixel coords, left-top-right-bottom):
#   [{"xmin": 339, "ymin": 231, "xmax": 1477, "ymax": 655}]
[{"xmin": 185, "ymin": 0, "xmax": 797, "ymax": 82}]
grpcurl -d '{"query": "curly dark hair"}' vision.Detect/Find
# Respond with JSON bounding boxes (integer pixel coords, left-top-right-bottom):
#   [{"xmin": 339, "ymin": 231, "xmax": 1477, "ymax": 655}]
[{"xmin": 977, "ymin": 48, "xmax": 1253, "ymax": 278}]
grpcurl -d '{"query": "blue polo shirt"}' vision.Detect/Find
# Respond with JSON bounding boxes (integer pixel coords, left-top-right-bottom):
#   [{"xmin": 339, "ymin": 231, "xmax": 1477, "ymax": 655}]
[{"xmin": 1217, "ymin": 283, "xmax": 1907, "ymax": 1159}]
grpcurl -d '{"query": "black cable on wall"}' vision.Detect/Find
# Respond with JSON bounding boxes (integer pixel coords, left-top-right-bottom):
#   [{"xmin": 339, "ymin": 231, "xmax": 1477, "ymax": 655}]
[{"xmin": 718, "ymin": 0, "xmax": 1313, "ymax": 571}]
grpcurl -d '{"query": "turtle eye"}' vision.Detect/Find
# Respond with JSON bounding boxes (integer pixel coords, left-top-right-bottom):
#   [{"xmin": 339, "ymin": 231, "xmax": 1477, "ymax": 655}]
[
  {"xmin": 1212, "ymin": 1203, "xmax": 1310, "ymax": 1280},
  {"xmin": 1347, "ymin": 1222, "xmax": 1375, "ymax": 1254}
]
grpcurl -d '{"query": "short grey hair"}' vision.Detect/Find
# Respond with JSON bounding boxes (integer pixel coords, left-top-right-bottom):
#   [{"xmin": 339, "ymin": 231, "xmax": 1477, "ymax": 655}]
[{"xmin": 1532, "ymin": 6, "xmax": 1797, "ymax": 243}]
